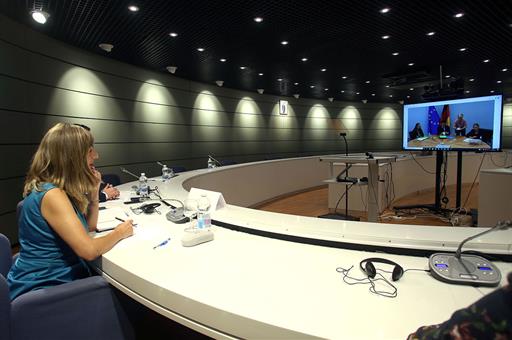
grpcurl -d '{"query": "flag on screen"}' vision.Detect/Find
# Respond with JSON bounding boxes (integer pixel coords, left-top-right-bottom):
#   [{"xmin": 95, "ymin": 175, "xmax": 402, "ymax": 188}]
[
  {"xmin": 428, "ymin": 106, "xmax": 440, "ymax": 135},
  {"xmin": 441, "ymin": 104, "xmax": 451, "ymax": 126}
]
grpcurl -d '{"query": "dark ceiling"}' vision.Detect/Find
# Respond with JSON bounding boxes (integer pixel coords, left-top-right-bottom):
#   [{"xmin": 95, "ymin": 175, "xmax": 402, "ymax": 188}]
[{"xmin": 1, "ymin": 0, "xmax": 512, "ymax": 103}]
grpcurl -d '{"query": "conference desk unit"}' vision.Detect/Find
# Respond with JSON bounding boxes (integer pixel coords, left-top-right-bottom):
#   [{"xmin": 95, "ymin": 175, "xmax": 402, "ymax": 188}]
[{"xmin": 93, "ymin": 153, "xmax": 512, "ymax": 339}]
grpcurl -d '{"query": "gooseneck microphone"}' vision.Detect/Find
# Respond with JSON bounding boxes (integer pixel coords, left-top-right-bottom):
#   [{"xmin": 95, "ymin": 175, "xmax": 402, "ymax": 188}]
[
  {"xmin": 455, "ymin": 220, "xmax": 512, "ymax": 258},
  {"xmin": 208, "ymin": 154, "xmax": 223, "ymax": 167},
  {"xmin": 429, "ymin": 220, "xmax": 511, "ymax": 287},
  {"xmin": 156, "ymin": 161, "xmax": 165, "ymax": 167},
  {"xmin": 120, "ymin": 167, "xmax": 140, "ymax": 180}
]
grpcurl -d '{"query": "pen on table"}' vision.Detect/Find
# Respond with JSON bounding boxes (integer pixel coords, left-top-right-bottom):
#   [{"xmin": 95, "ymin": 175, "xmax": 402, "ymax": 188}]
[
  {"xmin": 115, "ymin": 217, "xmax": 137, "ymax": 227},
  {"xmin": 153, "ymin": 237, "xmax": 171, "ymax": 250}
]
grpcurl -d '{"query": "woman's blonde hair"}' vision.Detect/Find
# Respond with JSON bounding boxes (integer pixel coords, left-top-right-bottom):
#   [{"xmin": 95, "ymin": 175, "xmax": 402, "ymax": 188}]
[{"xmin": 24, "ymin": 123, "xmax": 97, "ymax": 213}]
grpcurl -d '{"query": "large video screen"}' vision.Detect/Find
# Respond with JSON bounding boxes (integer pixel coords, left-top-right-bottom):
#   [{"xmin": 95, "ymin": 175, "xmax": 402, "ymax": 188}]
[{"xmin": 403, "ymin": 95, "xmax": 503, "ymax": 151}]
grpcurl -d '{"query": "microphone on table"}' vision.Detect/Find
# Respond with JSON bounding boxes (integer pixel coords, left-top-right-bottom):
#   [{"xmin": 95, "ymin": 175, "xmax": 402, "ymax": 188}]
[
  {"xmin": 208, "ymin": 154, "xmax": 223, "ymax": 167},
  {"xmin": 429, "ymin": 220, "xmax": 512, "ymax": 287},
  {"xmin": 339, "ymin": 132, "xmax": 347, "ymax": 137},
  {"xmin": 120, "ymin": 167, "xmax": 140, "ymax": 180}
]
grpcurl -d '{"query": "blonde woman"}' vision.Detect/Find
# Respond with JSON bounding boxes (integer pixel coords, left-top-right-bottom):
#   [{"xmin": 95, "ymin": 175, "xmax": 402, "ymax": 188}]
[{"xmin": 7, "ymin": 123, "xmax": 133, "ymax": 300}]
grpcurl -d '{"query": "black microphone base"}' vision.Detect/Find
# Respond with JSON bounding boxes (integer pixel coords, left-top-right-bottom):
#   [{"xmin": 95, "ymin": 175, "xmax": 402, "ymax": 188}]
[
  {"xmin": 429, "ymin": 252, "xmax": 501, "ymax": 287},
  {"xmin": 318, "ymin": 213, "xmax": 360, "ymax": 221}
]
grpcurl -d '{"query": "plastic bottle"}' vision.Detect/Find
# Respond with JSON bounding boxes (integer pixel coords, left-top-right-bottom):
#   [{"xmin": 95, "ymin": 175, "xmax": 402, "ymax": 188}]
[
  {"xmin": 139, "ymin": 173, "xmax": 149, "ymax": 198},
  {"xmin": 161, "ymin": 164, "xmax": 172, "ymax": 181},
  {"xmin": 197, "ymin": 194, "xmax": 211, "ymax": 229},
  {"xmin": 207, "ymin": 157, "xmax": 216, "ymax": 169}
]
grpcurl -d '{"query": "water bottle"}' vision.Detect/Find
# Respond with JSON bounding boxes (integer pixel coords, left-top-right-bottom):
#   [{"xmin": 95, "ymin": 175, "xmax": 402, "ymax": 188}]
[
  {"xmin": 161, "ymin": 164, "xmax": 172, "ymax": 181},
  {"xmin": 197, "ymin": 194, "xmax": 211, "ymax": 229},
  {"xmin": 138, "ymin": 173, "xmax": 149, "ymax": 198},
  {"xmin": 207, "ymin": 157, "xmax": 216, "ymax": 169}
]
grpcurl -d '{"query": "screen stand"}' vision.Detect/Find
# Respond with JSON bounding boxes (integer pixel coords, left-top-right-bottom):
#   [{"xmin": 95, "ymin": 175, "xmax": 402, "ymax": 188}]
[{"xmin": 394, "ymin": 151, "xmax": 452, "ymax": 213}]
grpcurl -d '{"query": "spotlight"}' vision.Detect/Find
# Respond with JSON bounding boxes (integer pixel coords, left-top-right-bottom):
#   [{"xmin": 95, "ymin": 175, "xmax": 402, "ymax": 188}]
[
  {"xmin": 215, "ymin": 80, "xmax": 224, "ymax": 87},
  {"xmin": 31, "ymin": 10, "xmax": 50, "ymax": 24},
  {"xmin": 398, "ymin": 100, "xmax": 404, "ymax": 105},
  {"xmin": 98, "ymin": 43, "xmax": 114, "ymax": 52},
  {"xmin": 362, "ymin": 99, "xmax": 368, "ymax": 104},
  {"xmin": 328, "ymin": 97, "xmax": 334, "ymax": 102},
  {"xmin": 257, "ymin": 88, "xmax": 264, "ymax": 94},
  {"xmin": 166, "ymin": 66, "xmax": 177, "ymax": 74},
  {"xmin": 293, "ymin": 94, "xmax": 300, "ymax": 99}
]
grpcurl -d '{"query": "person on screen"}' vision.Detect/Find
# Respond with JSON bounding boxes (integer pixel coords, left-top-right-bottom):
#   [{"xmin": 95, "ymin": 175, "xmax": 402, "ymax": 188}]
[
  {"xmin": 453, "ymin": 114, "xmax": 467, "ymax": 136},
  {"xmin": 437, "ymin": 121, "xmax": 450, "ymax": 136},
  {"xmin": 466, "ymin": 123, "xmax": 483, "ymax": 139},
  {"xmin": 408, "ymin": 272, "xmax": 511, "ymax": 339},
  {"xmin": 410, "ymin": 122, "xmax": 425, "ymax": 140},
  {"xmin": 7, "ymin": 123, "xmax": 134, "ymax": 300}
]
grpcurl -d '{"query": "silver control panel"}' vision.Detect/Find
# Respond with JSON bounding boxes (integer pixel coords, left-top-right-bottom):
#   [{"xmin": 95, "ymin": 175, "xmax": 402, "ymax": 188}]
[{"xmin": 429, "ymin": 253, "xmax": 502, "ymax": 287}]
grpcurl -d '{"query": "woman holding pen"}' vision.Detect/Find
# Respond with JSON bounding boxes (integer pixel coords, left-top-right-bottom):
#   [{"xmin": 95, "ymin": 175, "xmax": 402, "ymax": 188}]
[{"xmin": 7, "ymin": 123, "xmax": 133, "ymax": 300}]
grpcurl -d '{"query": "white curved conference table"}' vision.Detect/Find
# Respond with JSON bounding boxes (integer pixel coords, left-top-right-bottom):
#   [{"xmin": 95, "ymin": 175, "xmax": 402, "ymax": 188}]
[{"xmin": 94, "ymin": 153, "xmax": 512, "ymax": 340}]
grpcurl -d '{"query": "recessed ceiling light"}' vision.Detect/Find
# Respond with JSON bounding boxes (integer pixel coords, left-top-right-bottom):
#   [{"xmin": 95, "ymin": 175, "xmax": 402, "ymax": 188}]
[
  {"xmin": 365, "ymin": 80, "xmax": 371, "ymax": 84},
  {"xmin": 445, "ymin": 75, "xmax": 451, "ymax": 78},
  {"xmin": 341, "ymin": 90, "xmax": 345, "ymax": 93},
  {"xmin": 385, "ymin": 85, "xmax": 390, "ymax": 88},
  {"xmin": 98, "ymin": 43, "xmax": 114, "ymax": 52},
  {"xmin": 427, "ymin": 31, "xmax": 436, "ymax": 36},
  {"xmin": 169, "ymin": 32, "xmax": 178, "ymax": 37},
  {"xmin": 389, "ymin": 94, "xmax": 393, "ymax": 97},
  {"xmin": 490, "ymin": 90, "xmax": 495, "ymax": 93},
  {"xmin": 324, "ymin": 88, "xmax": 329, "ymax": 91},
  {"xmin": 342, "ymin": 76, "xmax": 347, "ymax": 79},
  {"xmin": 497, "ymin": 80, "xmax": 502, "ymax": 83},
  {"xmin": 258, "ymin": 73, "xmax": 264, "ymax": 76},
  {"xmin": 197, "ymin": 48, "xmax": 205, "ymax": 52},
  {"xmin": 356, "ymin": 92, "xmax": 360, "ymax": 95},
  {"xmin": 294, "ymin": 82, "xmax": 299, "ymax": 85},
  {"xmin": 372, "ymin": 93, "xmax": 376, "ymax": 96},
  {"xmin": 321, "ymin": 68, "xmax": 327, "ymax": 72},
  {"xmin": 465, "ymin": 90, "xmax": 470, "ymax": 94},
  {"xmin": 277, "ymin": 78, "xmax": 283, "ymax": 82},
  {"xmin": 469, "ymin": 78, "xmax": 475, "ymax": 82},
  {"xmin": 407, "ymin": 95, "xmax": 411, "ymax": 98},
  {"xmin": 310, "ymin": 85, "xmax": 315, "ymax": 88},
  {"xmin": 502, "ymin": 68, "xmax": 508, "ymax": 72},
  {"xmin": 459, "ymin": 47, "xmax": 467, "ymax": 52},
  {"xmin": 31, "ymin": 9, "xmax": 50, "ymax": 24},
  {"xmin": 454, "ymin": 12, "xmax": 464, "ymax": 18},
  {"xmin": 254, "ymin": 17, "xmax": 263, "ymax": 23},
  {"xmin": 408, "ymin": 62, "xmax": 415, "ymax": 66},
  {"xmin": 301, "ymin": 57, "xmax": 308, "ymax": 62},
  {"xmin": 281, "ymin": 40, "xmax": 289, "ymax": 45},
  {"xmin": 380, "ymin": 7, "xmax": 391, "ymax": 14},
  {"xmin": 409, "ymin": 88, "xmax": 414, "ymax": 91},
  {"xmin": 392, "ymin": 52, "xmax": 399, "ymax": 56},
  {"xmin": 381, "ymin": 35, "xmax": 391, "ymax": 39},
  {"xmin": 483, "ymin": 59, "xmax": 490, "ymax": 63},
  {"xmin": 128, "ymin": 5, "xmax": 139, "ymax": 12},
  {"xmin": 219, "ymin": 58, "xmax": 227, "ymax": 62},
  {"xmin": 240, "ymin": 66, "xmax": 246, "ymax": 70}
]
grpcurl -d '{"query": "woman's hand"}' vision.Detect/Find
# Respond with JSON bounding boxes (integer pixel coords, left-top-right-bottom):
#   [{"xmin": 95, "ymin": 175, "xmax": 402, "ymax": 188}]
[
  {"xmin": 90, "ymin": 165, "xmax": 102, "ymax": 188},
  {"xmin": 115, "ymin": 219, "xmax": 134, "ymax": 239}
]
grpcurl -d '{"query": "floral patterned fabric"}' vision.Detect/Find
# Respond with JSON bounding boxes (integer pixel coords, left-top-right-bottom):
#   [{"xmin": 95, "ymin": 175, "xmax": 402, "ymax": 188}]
[{"xmin": 408, "ymin": 272, "xmax": 512, "ymax": 340}]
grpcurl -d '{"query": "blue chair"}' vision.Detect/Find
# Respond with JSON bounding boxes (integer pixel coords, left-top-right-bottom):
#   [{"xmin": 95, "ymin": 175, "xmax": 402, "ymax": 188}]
[
  {"xmin": 220, "ymin": 160, "xmax": 237, "ymax": 166},
  {"xmin": 171, "ymin": 166, "xmax": 187, "ymax": 173},
  {"xmin": 0, "ymin": 232, "xmax": 135, "ymax": 340},
  {"xmin": 102, "ymin": 174, "xmax": 121, "ymax": 186}
]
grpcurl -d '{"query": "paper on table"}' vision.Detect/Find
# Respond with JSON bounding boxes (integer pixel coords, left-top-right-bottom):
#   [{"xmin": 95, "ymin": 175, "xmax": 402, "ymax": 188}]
[{"xmin": 97, "ymin": 207, "xmax": 133, "ymax": 232}]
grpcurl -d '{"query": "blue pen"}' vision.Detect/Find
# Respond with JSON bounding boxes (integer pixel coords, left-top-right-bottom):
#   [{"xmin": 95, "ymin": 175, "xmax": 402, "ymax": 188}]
[{"xmin": 153, "ymin": 237, "xmax": 171, "ymax": 250}]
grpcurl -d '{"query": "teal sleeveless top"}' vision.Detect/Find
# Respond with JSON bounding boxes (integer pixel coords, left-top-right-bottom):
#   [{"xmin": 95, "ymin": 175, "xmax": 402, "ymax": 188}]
[{"xmin": 7, "ymin": 183, "xmax": 91, "ymax": 300}]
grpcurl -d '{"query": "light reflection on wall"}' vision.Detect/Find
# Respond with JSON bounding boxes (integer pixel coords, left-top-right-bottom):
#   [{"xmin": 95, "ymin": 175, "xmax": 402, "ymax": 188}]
[
  {"xmin": 134, "ymin": 79, "xmax": 176, "ymax": 120},
  {"xmin": 49, "ymin": 67, "xmax": 118, "ymax": 117},
  {"xmin": 234, "ymin": 97, "xmax": 263, "ymax": 140},
  {"xmin": 192, "ymin": 91, "xmax": 227, "ymax": 141},
  {"xmin": 337, "ymin": 106, "xmax": 363, "ymax": 139},
  {"xmin": 369, "ymin": 107, "xmax": 401, "ymax": 139}
]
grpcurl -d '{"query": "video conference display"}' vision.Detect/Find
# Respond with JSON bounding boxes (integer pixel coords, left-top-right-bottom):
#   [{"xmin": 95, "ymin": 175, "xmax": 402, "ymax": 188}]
[{"xmin": 403, "ymin": 95, "xmax": 503, "ymax": 151}]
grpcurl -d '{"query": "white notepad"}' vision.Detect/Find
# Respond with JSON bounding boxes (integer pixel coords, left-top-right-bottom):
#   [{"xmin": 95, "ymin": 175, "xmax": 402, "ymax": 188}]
[{"xmin": 97, "ymin": 207, "xmax": 131, "ymax": 232}]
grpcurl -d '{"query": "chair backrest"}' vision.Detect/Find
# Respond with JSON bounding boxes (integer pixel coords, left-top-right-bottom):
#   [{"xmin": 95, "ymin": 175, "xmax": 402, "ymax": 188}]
[
  {"xmin": 171, "ymin": 166, "xmax": 187, "ymax": 173},
  {"xmin": 102, "ymin": 174, "xmax": 121, "ymax": 186},
  {"xmin": 0, "ymin": 233, "xmax": 12, "ymax": 278}
]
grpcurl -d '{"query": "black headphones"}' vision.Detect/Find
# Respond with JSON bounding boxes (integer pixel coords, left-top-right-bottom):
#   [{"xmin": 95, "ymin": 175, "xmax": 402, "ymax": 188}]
[{"xmin": 360, "ymin": 258, "xmax": 404, "ymax": 281}]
